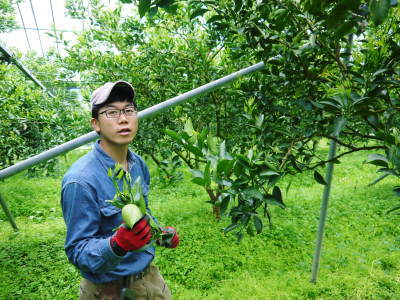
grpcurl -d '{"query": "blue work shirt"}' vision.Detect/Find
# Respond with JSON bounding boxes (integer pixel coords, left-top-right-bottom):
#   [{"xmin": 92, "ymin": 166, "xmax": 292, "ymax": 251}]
[{"xmin": 61, "ymin": 140, "xmax": 155, "ymax": 284}]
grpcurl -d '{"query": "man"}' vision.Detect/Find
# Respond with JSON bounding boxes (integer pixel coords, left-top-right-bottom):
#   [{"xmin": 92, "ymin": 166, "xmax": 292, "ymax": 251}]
[{"xmin": 61, "ymin": 80, "xmax": 179, "ymax": 299}]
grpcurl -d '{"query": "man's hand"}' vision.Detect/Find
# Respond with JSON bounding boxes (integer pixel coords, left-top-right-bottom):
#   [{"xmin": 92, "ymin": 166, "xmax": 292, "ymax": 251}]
[
  {"xmin": 157, "ymin": 226, "xmax": 179, "ymax": 248},
  {"xmin": 110, "ymin": 216, "xmax": 151, "ymax": 255}
]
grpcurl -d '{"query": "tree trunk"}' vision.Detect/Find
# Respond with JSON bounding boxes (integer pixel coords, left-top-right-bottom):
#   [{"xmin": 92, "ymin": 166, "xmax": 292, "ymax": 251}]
[{"xmin": 206, "ymin": 188, "xmax": 221, "ymax": 220}]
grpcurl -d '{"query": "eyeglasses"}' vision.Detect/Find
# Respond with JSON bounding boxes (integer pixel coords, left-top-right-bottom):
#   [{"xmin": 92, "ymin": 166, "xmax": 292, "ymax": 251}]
[{"xmin": 99, "ymin": 107, "xmax": 137, "ymax": 118}]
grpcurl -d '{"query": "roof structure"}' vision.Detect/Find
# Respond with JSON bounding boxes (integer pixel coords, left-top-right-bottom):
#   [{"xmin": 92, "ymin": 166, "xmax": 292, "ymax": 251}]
[{"xmin": 0, "ymin": 0, "xmax": 117, "ymax": 56}]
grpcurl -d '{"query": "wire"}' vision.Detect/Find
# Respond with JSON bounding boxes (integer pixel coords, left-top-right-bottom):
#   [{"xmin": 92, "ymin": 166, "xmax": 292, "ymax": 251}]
[
  {"xmin": 29, "ymin": 0, "xmax": 45, "ymax": 56},
  {"xmin": 49, "ymin": 0, "xmax": 61, "ymax": 58},
  {"xmin": 15, "ymin": 27, "xmax": 76, "ymax": 33},
  {"xmin": 16, "ymin": 3, "xmax": 31, "ymax": 51}
]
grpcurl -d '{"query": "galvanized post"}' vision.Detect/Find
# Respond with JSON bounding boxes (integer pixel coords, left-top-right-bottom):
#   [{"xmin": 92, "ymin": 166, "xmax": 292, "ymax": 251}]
[
  {"xmin": 310, "ymin": 138, "xmax": 337, "ymax": 283},
  {"xmin": 0, "ymin": 191, "xmax": 18, "ymax": 231},
  {"xmin": 310, "ymin": 32, "xmax": 353, "ymax": 282}
]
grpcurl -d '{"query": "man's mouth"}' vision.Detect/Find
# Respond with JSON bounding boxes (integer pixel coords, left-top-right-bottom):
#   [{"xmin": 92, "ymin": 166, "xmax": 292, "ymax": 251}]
[{"xmin": 118, "ymin": 128, "xmax": 131, "ymax": 135}]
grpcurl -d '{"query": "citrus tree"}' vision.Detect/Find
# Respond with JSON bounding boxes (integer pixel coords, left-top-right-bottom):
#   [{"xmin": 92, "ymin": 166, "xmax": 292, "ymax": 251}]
[
  {"xmin": 1, "ymin": 0, "xmax": 89, "ymax": 173},
  {"xmin": 0, "ymin": 53, "xmax": 90, "ymax": 173},
  {"xmin": 62, "ymin": 0, "xmax": 256, "ymax": 184},
  {"xmin": 127, "ymin": 0, "xmax": 400, "ymax": 232}
]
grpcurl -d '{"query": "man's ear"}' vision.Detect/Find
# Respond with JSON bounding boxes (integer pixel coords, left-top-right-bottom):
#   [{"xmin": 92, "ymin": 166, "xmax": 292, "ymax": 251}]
[{"xmin": 91, "ymin": 118, "xmax": 101, "ymax": 134}]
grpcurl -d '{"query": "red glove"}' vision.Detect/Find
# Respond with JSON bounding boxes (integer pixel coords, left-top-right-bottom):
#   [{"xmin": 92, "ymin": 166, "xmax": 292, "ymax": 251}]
[
  {"xmin": 110, "ymin": 217, "xmax": 151, "ymax": 254},
  {"xmin": 157, "ymin": 226, "xmax": 179, "ymax": 248}
]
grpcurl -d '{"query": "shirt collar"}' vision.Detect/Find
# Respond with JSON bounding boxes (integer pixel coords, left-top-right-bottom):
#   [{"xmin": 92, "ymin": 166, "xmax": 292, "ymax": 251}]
[{"xmin": 93, "ymin": 140, "xmax": 136, "ymax": 172}]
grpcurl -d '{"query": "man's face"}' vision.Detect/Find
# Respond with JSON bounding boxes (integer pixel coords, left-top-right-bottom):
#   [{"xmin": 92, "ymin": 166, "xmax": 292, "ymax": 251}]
[{"xmin": 91, "ymin": 100, "xmax": 138, "ymax": 146}]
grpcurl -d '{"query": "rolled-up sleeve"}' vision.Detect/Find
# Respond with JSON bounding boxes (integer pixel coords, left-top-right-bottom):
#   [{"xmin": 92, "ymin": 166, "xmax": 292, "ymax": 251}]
[{"xmin": 61, "ymin": 181, "xmax": 123, "ymax": 274}]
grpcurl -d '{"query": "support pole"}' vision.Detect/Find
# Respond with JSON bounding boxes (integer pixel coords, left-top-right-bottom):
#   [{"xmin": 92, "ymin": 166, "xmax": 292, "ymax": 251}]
[
  {"xmin": 310, "ymin": 139, "xmax": 337, "ymax": 283},
  {"xmin": 0, "ymin": 191, "xmax": 18, "ymax": 231},
  {"xmin": 0, "ymin": 43, "xmax": 54, "ymax": 97},
  {"xmin": 310, "ymin": 30, "xmax": 354, "ymax": 283}
]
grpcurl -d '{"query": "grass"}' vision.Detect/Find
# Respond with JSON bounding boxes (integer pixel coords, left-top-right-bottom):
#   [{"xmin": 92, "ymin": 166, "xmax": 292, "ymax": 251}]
[{"xmin": 0, "ymin": 145, "xmax": 400, "ymax": 299}]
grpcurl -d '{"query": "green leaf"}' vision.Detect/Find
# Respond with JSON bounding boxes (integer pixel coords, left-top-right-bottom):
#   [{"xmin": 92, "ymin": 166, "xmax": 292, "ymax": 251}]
[
  {"xmin": 320, "ymin": 101, "xmax": 341, "ymax": 111},
  {"xmin": 191, "ymin": 177, "xmax": 205, "ymax": 186},
  {"xmin": 157, "ymin": 0, "xmax": 174, "ymax": 8},
  {"xmin": 255, "ymin": 114, "xmax": 264, "ymax": 129},
  {"xmin": 216, "ymin": 179, "xmax": 232, "ymax": 187},
  {"xmin": 204, "ymin": 161, "xmax": 211, "ymax": 186},
  {"xmin": 314, "ymin": 170, "xmax": 327, "ymax": 185},
  {"xmin": 198, "ymin": 128, "xmax": 208, "ymax": 149},
  {"xmin": 365, "ymin": 154, "xmax": 389, "ymax": 167},
  {"xmin": 218, "ymin": 194, "xmax": 231, "ymax": 215},
  {"xmin": 184, "ymin": 118, "xmax": 195, "ymax": 136},
  {"xmin": 186, "ymin": 144, "xmax": 203, "ymax": 157},
  {"xmin": 266, "ymin": 195, "xmax": 285, "ymax": 209},
  {"xmin": 369, "ymin": 0, "xmax": 391, "ymax": 25},
  {"xmin": 190, "ymin": 168, "xmax": 204, "ymax": 178},
  {"xmin": 247, "ymin": 148, "xmax": 254, "ymax": 161},
  {"xmin": 393, "ymin": 186, "xmax": 400, "ymax": 197},
  {"xmin": 247, "ymin": 225, "xmax": 255, "ymax": 236},
  {"xmin": 138, "ymin": 0, "xmax": 151, "ymax": 17},
  {"xmin": 224, "ymin": 223, "xmax": 239, "ymax": 234},
  {"xmin": 207, "ymin": 134, "xmax": 218, "ymax": 154},
  {"xmin": 242, "ymin": 188, "xmax": 263, "ymax": 200},
  {"xmin": 368, "ymin": 173, "xmax": 389, "ymax": 186},
  {"xmin": 272, "ymin": 186, "xmax": 282, "ymax": 203},
  {"xmin": 267, "ymin": 175, "xmax": 281, "ymax": 190},
  {"xmin": 106, "ymin": 199, "xmax": 124, "ymax": 209},
  {"xmin": 164, "ymin": 129, "xmax": 183, "ymax": 144},
  {"xmin": 377, "ymin": 168, "xmax": 398, "ymax": 176},
  {"xmin": 235, "ymin": 232, "xmax": 244, "ymax": 243},
  {"xmin": 234, "ymin": 0, "xmax": 243, "ymax": 12},
  {"xmin": 149, "ymin": 6, "xmax": 158, "ymax": 17},
  {"xmin": 387, "ymin": 203, "xmax": 400, "ymax": 213},
  {"xmin": 367, "ymin": 114, "xmax": 380, "ymax": 129},
  {"xmin": 164, "ymin": 3, "xmax": 178, "ymax": 14},
  {"xmin": 334, "ymin": 19, "xmax": 357, "ymax": 37},
  {"xmin": 219, "ymin": 140, "xmax": 227, "ymax": 159},
  {"xmin": 253, "ymin": 215, "xmax": 263, "ymax": 234},
  {"xmin": 266, "ymin": 187, "xmax": 285, "ymax": 209},
  {"xmin": 372, "ymin": 68, "xmax": 389, "ymax": 78},
  {"xmin": 260, "ymin": 170, "xmax": 280, "ymax": 177},
  {"xmin": 236, "ymin": 153, "xmax": 250, "ymax": 166},
  {"xmin": 116, "ymin": 168, "xmax": 125, "ymax": 180},
  {"xmin": 190, "ymin": 8, "xmax": 208, "ymax": 19},
  {"xmin": 217, "ymin": 159, "xmax": 234, "ymax": 175},
  {"xmin": 207, "ymin": 15, "xmax": 223, "ymax": 23}
]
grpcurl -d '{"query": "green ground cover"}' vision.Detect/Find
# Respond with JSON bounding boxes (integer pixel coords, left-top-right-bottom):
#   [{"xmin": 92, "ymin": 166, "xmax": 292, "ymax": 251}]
[{"xmin": 0, "ymin": 146, "xmax": 399, "ymax": 299}]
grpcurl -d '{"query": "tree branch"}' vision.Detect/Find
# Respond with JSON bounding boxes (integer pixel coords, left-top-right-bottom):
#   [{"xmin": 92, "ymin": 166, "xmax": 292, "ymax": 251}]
[{"xmin": 308, "ymin": 145, "xmax": 387, "ymax": 170}]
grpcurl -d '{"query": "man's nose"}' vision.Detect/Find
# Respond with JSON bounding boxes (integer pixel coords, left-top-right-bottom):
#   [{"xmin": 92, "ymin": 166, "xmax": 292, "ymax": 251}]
[{"xmin": 118, "ymin": 110, "xmax": 129, "ymax": 122}]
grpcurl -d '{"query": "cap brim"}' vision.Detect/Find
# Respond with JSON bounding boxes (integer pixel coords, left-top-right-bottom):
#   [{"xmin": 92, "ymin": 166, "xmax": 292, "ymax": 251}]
[{"xmin": 91, "ymin": 80, "xmax": 135, "ymax": 106}]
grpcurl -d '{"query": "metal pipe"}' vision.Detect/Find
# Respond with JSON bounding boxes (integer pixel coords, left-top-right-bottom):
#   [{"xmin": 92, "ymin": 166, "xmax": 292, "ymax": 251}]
[
  {"xmin": 0, "ymin": 62, "xmax": 265, "ymax": 181},
  {"xmin": 310, "ymin": 139, "xmax": 337, "ymax": 283},
  {"xmin": 139, "ymin": 61, "xmax": 265, "ymax": 120},
  {"xmin": 310, "ymin": 33, "xmax": 353, "ymax": 283},
  {"xmin": 0, "ymin": 191, "xmax": 18, "ymax": 231},
  {"xmin": 0, "ymin": 43, "xmax": 54, "ymax": 97}
]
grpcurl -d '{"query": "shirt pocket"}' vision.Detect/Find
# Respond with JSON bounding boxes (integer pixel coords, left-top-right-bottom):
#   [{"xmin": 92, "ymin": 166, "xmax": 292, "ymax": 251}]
[
  {"xmin": 99, "ymin": 202, "xmax": 121, "ymax": 234},
  {"xmin": 100, "ymin": 202, "xmax": 121, "ymax": 216}
]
